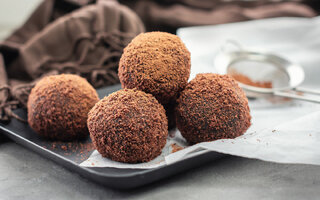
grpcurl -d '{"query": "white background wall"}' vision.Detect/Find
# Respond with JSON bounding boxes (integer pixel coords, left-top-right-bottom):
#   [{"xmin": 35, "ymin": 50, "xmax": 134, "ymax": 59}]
[{"xmin": 0, "ymin": 0, "xmax": 42, "ymax": 40}]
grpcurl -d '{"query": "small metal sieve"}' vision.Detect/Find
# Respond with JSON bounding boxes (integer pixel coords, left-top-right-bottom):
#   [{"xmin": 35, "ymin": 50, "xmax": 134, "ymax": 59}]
[{"xmin": 214, "ymin": 41, "xmax": 320, "ymax": 103}]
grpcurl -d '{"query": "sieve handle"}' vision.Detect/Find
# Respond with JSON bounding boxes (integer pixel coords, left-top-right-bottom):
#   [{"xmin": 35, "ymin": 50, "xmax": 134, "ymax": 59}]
[
  {"xmin": 274, "ymin": 90, "xmax": 320, "ymax": 104},
  {"xmin": 295, "ymin": 87, "xmax": 320, "ymax": 95}
]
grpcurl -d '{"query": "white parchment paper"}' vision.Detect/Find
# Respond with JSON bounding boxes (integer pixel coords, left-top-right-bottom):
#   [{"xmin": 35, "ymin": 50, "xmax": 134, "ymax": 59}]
[{"xmin": 80, "ymin": 17, "xmax": 320, "ymax": 168}]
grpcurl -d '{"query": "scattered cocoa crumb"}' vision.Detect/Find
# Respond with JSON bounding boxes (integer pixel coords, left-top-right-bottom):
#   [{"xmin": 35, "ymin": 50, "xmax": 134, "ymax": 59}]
[
  {"xmin": 171, "ymin": 143, "xmax": 184, "ymax": 153},
  {"xmin": 309, "ymin": 134, "xmax": 312, "ymax": 136},
  {"xmin": 257, "ymin": 139, "xmax": 261, "ymax": 142},
  {"xmin": 296, "ymin": 91, "xmax": 304, "ymax": 96},
  {"xmin": 229, "ymin": 69, "xmax": 272, "ymax": 88},
  {"xmin": 42, "ymin": 140, "xmax": 95, "ymax": 163},
  {"xmin": 61, "ymin": 145, "xmax": 67, "ymax": 151},
  {"xmin": 272, "ymin": 130, "xmax": 276, "ymax": 133},
  {"xmin": 267, "ymin": 96, "xmax": 291, "ymax": 104}
]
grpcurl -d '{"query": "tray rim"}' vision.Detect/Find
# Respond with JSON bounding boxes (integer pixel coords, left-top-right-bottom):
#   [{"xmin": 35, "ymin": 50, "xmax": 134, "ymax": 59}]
[
  {"xmin": 0, "ymin": 84, "xmax": 225, "ymax": 188},
  {"xmin": 0, "ymin": 123, "xmax": 220, "ymax": 175}
]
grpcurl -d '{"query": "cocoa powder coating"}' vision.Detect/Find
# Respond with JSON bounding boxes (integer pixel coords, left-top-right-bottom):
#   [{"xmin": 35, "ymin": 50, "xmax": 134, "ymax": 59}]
[
  {"xmin": 87, "ymin": 88, "xmax": 168, "ymax": 163},
  {"xmin": 118, "ymin": 32, "xmax": 191, "ymax": 105},
  {"xmin": 175, "ymin": 73, "xmax": 251, "ymax": 144},
  {"xmin": 229, "ymin": 69, "xmax": 273, "ymax": 88},
  {"xmin": 27, "ymin": 74, "xmax": 99, "ymax": 141}
]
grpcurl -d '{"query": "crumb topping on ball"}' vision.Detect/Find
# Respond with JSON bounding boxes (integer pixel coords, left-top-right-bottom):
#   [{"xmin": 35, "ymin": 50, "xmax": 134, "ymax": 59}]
[
  {"xmin": 27, "ymin": 74, "xmax": 99, "ymax": 141},
  {"xmin": 176, "ymin": 73, "xmax": 251, "ymax": 144},
  {"xmin": 87, "ymin": 88, "xmax": 168, "ymax": 163},
  {"xmin": 118, "ymin": 32, "xmax": 191, "ymax": 104}
]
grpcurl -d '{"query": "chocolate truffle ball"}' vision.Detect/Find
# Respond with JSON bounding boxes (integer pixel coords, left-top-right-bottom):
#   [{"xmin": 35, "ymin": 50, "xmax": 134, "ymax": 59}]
[
  {"xmin": 87, "ymin": 88, "xmax": 168, "ymax": 163},
  {"xmin": 27, "ymin": 74, "xmax": 99, "ymax": 141},
  {"xmin": 176, "ymin": 73, "xmax": 251, "ymax": 144},
  {"xmin": 118, "ymin": 32, "xmax": 191, "ymax": 105}
]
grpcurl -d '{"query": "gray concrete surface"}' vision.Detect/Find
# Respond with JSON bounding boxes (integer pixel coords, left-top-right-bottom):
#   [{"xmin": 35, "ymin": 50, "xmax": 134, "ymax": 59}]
[{"xmin": 1, "ymin": 137, "xmax": 320, "ymax": 200}]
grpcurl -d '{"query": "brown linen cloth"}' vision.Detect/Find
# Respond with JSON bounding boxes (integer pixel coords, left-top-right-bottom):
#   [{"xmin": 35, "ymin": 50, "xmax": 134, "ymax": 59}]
[
  {"xmin": 0, "ymin": 0, "xmax": 144, "ymax": 122},
  {"xmin": 120, "ymin": 0, "xmax": 317, "ymax": 32}
]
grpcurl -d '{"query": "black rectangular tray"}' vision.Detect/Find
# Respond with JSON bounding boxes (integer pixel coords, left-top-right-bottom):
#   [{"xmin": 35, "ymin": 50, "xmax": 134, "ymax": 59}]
[{"xmin": 0, "ymin": 84, "xmax": 224, "ymax": 189}]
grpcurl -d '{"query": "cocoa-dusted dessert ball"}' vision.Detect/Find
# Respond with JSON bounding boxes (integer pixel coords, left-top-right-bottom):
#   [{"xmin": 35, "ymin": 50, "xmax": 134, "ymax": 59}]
[
  {"xmin": 27, "ymin": 74, "xmax": 99, "ymax": 141},
  {"xmin": 118, "ymin": 32, "xmax": 191, "ymax": 105},
  {"xmin": 176, "ymin": 73, "xmax": 251, "ymax": 144},
  {"xmin": 87, "ymin": 88, "xmax": 168, "ymax": 163}
]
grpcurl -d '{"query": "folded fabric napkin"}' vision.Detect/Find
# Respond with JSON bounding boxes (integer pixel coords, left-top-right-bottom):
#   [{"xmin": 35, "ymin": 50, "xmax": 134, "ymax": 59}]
[{"xmin": 0, "ymin": 0, "xmax": 144, "ymax": 122}]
